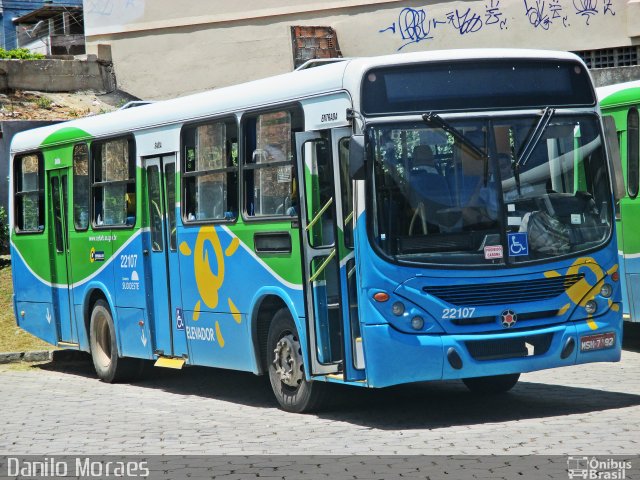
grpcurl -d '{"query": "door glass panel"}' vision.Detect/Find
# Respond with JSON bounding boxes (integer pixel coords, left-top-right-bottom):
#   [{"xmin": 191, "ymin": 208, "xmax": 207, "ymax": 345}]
[
  {"xmin": 165, "ymin": 162, "xmax": 177, "ymax": 251},
  {"xmin": 628, "ymin": 108, "xmax": 639, "ymax": 199},
  {"xmin": 51, "ymin": 176, "xmax": 64, "ymax": 253},
  {"xmin": 73, "ymin": 144, "xmax": 89, "ymax": 230},
  {"xmin": 310, "ymin": 254, "xmax": 342, "ymax": 364},
  {"xmin": 304, "ymin": 140, "xmax": 335, "ymax": 248},
  {"xmin": 61, "ymin": 175, "xmax": 69, "ymax": 250},
  {"xmin": 147, "ymin": 165, "xmax": 164, "ymax": 252},
  {"xmin": 345, "ymin": 257, "xmax": 361, "ymax": 368},
  {"xmin": 338, "ymin": 137, "xmax": 353, "ymax": 249}
]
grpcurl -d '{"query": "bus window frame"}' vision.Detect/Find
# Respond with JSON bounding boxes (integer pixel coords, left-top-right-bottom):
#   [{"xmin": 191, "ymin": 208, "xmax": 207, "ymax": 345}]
[
  {"xmin": 180, "ymin": 115, "xmax": 239, "ymax": 226},
  {"xmin": 13, "ymin": 150, "xmax": 45, "ymax": 235},
  {"xmin": 72, "ymin": 142, "xmax": 91, "ymax": 232},
  {"xmin": 240, "ymin": 103, "xmax": 304, "ymax": 223},
  {"xmin": 90, "ymin": 135, "xmax": 137, "ymax": 230}
]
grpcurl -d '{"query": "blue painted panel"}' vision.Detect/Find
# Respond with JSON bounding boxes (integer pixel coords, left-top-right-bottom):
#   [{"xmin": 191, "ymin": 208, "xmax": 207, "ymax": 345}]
[
  {"xmin": 362, "ymin": 324, "xmax": 444, "ymax": 388},
  {"xmin": 74, "ymin": 304, "xmax": 89, "ymax": 352},
  {"xmin": 177, "ymin": 224, "xmax": 304, "ymax": 372},
  {"xmin": 183, "ymin": 310, "xmax": 253, "ymax": 371},
  {"xmin": 15, "ymin": 301, "xmax": 57, "ymax": 346},
  {"xmin": 116, "ymin": 307, "xmax": 153, "ymax": 360}
]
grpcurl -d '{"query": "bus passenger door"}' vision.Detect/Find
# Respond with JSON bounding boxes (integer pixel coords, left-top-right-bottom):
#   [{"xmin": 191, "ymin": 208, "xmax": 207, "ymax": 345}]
[
  {"xmin": 143, "ymin": 155, "xmax": 187, "ymax": 359},
  {"xmin": 48, "ymin": 168, "xmax": 76, "ymax": 344},
  {"xmin": 295, "ymin": 129, "xmax": 357, "ymax": 379}
]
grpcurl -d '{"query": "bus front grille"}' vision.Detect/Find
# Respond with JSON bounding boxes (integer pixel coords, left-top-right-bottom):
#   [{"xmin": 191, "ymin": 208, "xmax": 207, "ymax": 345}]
[
  {"xmin": 423, "ymin": 274, "xmax": 584, "ymax": 306},
  {"xmin": 464, "ymin": 332, "xmax": 554, "ymax": 361},
  {"xmin": 451, "ymin": 309, "xmax": 560, "ymax": 326}
]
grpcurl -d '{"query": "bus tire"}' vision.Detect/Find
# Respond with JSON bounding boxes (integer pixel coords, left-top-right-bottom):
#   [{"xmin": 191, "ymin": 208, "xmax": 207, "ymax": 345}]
[
  {"xmin": 462, "ymin": 373, "xmax": 520, "ymax": 394},
  {"xmin": 267, "ymin": 308, "xmax": 325, "ymax": 413},
  {"xmin": 89, "ymin": 299, "xmax": 141, "ymax": 383}
]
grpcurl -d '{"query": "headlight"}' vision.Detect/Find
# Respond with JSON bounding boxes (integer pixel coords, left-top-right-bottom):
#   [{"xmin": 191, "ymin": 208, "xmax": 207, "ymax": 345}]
[
  {"xmin": 411, "ymin": 316, "xmax": 425, "ymax": 330},
  {"xmin": 391, "ymin": 302, "xmax": 405, "ymax": 316},
  {"xmin": 600, "ymin": 283, "xmax": 613, "ymax": 298}
]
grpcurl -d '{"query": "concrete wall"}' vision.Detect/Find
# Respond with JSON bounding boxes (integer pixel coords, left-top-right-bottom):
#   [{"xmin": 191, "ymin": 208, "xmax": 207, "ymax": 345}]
[
  {"xmin": 0, "ymin": 121, "xmax": 59, "ymax": 211},
  {"xmin": 591, "ymin": 66, "xmax": 640, "ymax": 87},
  {"xmin": 83, "ymin": 0, "xmax": 640, "ymax": 100},
  {"xmin": 0, "ymin": 57, "xmax": 114, "ymax": 93}
]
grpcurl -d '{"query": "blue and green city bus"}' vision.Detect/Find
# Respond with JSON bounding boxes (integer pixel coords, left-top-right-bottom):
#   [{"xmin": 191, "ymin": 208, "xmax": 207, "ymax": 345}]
[
  {"xmin": 10, "ymin": 49, "xmax": 624, "ymax": 412},
  {"xmin": 597, "ymin": 80, "xmax": 640, "ymax": 323}
]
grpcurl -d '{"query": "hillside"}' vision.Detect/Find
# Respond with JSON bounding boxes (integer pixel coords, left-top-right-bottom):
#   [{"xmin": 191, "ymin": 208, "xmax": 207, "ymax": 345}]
[{"xmin": 0, "ymin": 90, "xmax": 121, "ymax": 121}]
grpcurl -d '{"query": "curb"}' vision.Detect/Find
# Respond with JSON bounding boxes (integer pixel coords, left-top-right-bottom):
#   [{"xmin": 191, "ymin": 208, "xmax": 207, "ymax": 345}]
[{"xmin": 0, "ymin": 350, "xmax": 88, "ymax": 364}]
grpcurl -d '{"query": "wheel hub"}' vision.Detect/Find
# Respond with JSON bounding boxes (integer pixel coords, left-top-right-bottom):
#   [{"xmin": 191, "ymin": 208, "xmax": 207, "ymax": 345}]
[{"xmin": 273, "ymin": 334, "xmax": 304, "ymax": 387}]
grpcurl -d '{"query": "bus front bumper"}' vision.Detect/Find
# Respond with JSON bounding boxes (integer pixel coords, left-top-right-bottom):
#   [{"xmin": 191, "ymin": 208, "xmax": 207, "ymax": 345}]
[{"xmin": 361, "ymin": 308, "xmax": 622, "ymax": 388}]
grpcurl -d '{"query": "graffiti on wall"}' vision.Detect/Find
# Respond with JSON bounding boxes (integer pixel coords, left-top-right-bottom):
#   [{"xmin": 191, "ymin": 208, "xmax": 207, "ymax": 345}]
[{"xmin": 379, "ymin": 0, "xmax": 616, "ymax": 51}]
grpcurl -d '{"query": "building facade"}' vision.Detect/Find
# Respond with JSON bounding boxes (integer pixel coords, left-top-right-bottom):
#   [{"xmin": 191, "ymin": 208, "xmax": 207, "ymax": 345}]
[
  {"xmin": 0, "ymin": 0, "xmax": 81, "ymax": 50},
  {"xmin": 82, "ymin": 0, "xmax": 640, "ymax": 99}
]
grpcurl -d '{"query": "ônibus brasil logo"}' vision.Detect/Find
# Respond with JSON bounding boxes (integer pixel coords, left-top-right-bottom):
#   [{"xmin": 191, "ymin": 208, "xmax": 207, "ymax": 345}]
[{"xmin": 501, "ymin": 309, "xmax": 517, "ymax": 328}]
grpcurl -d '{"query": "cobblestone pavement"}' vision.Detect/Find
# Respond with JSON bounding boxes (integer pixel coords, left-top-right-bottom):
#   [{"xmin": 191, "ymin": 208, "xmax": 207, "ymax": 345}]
[{"xmin": 0, "ymin": 343, "xmax": 638, "ymax": 456}]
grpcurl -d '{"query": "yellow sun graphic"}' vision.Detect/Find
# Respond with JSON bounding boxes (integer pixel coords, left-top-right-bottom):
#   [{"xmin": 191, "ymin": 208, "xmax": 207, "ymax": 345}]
[
  {"xmin": 545, "ymin": 257, "xmax": 619, "ymax": 331},
  {"xmin": 179, "ymin": 226, "xmax": 241, "ymax": 348}
]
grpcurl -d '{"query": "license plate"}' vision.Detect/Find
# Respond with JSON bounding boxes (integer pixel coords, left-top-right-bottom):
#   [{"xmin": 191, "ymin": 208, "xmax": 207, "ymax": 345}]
[{"xmin": 580, "ymin": 332, "xmax": 616, "ymax": 352}]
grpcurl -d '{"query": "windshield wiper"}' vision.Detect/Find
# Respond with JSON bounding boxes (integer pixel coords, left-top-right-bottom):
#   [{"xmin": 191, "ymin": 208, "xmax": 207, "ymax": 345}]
[
  {"xmin": 515, "ymin": 107, "xmax": 555, "ymax": 170},
  {"xmin": 511, "ymin": 107, "xmax": 556, "ymax": 195},
  {"xmin": 422, "ymin": 112, "xmax": 490, "ymax": 185}
]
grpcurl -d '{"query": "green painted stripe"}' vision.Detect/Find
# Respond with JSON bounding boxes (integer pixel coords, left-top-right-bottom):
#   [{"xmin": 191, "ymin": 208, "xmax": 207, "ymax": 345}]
[{"xmin": 600, "ymin": 87, "xmax": 640, "ymax": 108}]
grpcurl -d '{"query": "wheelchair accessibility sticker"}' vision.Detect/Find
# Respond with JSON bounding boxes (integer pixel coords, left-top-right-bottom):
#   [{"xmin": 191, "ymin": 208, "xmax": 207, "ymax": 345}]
[{"xmin": 508, "ymin": 232, "xmax": 529, "ymax": 257}]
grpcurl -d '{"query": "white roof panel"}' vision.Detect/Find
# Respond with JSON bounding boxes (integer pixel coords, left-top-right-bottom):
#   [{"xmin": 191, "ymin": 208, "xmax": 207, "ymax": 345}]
[{"xmin": 11, "ymin": 48, "xmax": 586, "ymax": 154}]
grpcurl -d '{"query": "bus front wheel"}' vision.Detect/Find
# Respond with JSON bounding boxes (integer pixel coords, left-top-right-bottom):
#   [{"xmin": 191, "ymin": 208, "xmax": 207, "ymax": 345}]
[
  {"xmin": 89, "ymin": 299, "xmax": 141, "ymax": 383},
  {"xmin": 462, "ymin": 373, "xmax": 520, "ymax": 394},
  {"xmin": 266, "ymin": 308, "xmax": 325, "ymax": 413}
]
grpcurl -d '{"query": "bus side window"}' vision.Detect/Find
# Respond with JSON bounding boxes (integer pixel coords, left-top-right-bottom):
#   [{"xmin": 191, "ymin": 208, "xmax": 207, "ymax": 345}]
[
  {"xmin": 91, "ymin": 137, "xmax": 136, "ymax": 227},
  {"xmin": 628, "ymin": 107, "xmax": 639, "ymax": 199},
  {"xmin": 14, "ymin": 152, "xmax": 45, "ymax": 233},
  {"xmin": 242, "ymin": 107, "xmax": 303, "ymax": 218},
  {"xmin": 182, "ymin": 119, "xmax": 237, "ymax": 222},
  {"xmin": 73, "ymin": 143, "xmax": 90, "ymax": 230}
]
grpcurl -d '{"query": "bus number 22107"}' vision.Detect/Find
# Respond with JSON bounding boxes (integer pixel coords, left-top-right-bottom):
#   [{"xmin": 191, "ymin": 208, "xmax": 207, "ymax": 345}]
[{"xmin": 442, "ymin": 307, "xmax": 476, "ymax": 319}]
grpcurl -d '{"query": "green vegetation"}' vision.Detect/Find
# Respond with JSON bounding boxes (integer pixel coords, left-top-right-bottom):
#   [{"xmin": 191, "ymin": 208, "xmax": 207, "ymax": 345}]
[
  {"xmin": 0, "ymin": 207, "xmax": 8, "ymax": 252},
  {"xmin": 0, "ymin": 48, "xmax": 45, "ymax": 60},
  {"xmin": 35, "ymin": 96, "xmax": 53, "ymax": 110},
  {"xmin": 0, "ymin": 266, "xmax": 52, "ymax": 353}
]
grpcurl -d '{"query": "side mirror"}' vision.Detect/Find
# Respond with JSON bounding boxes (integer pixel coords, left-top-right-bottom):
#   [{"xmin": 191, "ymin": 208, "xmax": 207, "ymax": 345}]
[
  {"xmin": 349, "ymin": 134, "xmax": 366, "ymax": 180},
  {"xmin": 602, "ymin": 115, "xmax": 625, "ymax": 202}
]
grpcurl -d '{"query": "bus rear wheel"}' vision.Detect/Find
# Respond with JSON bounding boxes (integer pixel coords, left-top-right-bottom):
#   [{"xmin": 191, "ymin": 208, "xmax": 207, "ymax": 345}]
[
  {"xmin": 267, "ymin": 308, "xmax": 325, "ymax": 413},
  {"xmin": 89, "ymin": 299, "xmax": 141, "ymax": 383},
  {"xmin": 462, "ymin": 373, "xmax": 520, "ymax": 394}
]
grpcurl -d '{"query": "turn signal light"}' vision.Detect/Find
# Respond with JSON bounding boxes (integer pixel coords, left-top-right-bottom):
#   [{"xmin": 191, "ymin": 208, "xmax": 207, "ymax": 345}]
[
  {"xmin": 373, "ymin": 292, "xmax": 390, "ymax": 302},
  {"xmin": 611, "ymin": 271, "xmax": 620, "ymax": 282}
]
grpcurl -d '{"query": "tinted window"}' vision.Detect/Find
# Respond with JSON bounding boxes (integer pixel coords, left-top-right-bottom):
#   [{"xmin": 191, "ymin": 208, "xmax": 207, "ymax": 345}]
[
  {"xmin": 14, "ymin": 153, "xmax": 44, "ymax": 233},
  {"xmin": 243, "ymin": 108, "xmax": 303, "ymax": 218},
  {"xmin": 362, "ymin": 60, "xmax": 595, "ymax": 115},
  {"xmin": 183, "ymin": 119, "xmax": 238, "ymax": 222},
  {"xmin": 92, "ymin": 138, "xmax": 136, "ymax": 227},
  {"xmin": 73, "ymin": 143, "xmax": 90, "ymax": 230}
]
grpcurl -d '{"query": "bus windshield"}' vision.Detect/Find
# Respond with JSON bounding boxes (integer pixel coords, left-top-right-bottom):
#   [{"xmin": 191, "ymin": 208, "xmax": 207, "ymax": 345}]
[{"xmin": 369, "ymin": 114, "xmax": 613, "ymax": 266}]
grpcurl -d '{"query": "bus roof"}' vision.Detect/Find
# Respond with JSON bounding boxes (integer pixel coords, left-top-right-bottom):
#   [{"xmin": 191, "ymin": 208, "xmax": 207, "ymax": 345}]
[
  {"xmin": 11, "ymin": 48, "xmax": 584, "ymax": 154},
  {"xmin": 597, "ymin": 80, "xmax": 640, "ymax": 108}
]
